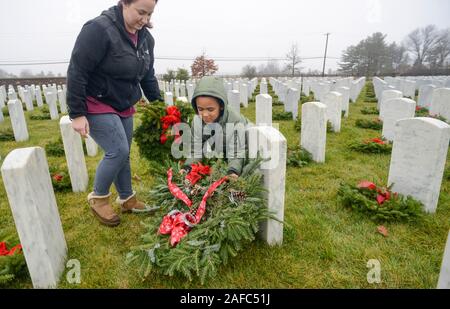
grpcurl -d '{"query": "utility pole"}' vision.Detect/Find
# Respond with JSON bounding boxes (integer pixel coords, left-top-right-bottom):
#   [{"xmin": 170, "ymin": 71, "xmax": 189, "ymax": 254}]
[{"xmin": 322, "ymin": 33, "xmax": 330, "ymax": 77}]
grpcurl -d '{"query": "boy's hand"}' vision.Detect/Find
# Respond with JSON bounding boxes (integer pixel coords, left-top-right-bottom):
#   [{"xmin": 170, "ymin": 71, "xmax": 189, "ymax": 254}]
[{"xmin": 227, "ymin": 173, "xmax": 239, "ymax": 181}]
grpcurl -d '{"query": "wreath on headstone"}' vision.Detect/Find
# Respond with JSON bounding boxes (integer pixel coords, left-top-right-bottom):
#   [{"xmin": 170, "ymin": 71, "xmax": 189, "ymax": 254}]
[
  {"xmin": 355, "ymin": 118, "xmax": 382, "ymax": 130},
  {"xmin": 337, "ymin": 181, "xmax": 424, "ymax": 222},
  {"xmin": 0, "ymin": 129, "xmax": 15, "ymax": 142},
  {"xmin": 349, "ymin": 137, "xmax": 392, "ymax": 154},
  {"xmin": 49, "ymin": 165, "xmax": 72, "ymax": 192},
  {"xmin": 29, "ymin": 106, "xmax": 51, "ymax": 120},
  {"xmin": 287, "ymin": 146, "xmax": 312, "ymax": 167},
  {"xmin": 126, "ymin": 157, "xmax": 275, "ymax": 284},
  {"xmin": 360, "ymin": 107, "xmax": 379, "ymax": 115},
  {"xmin": 272, "ymin": 111, "xmax": 292, "ymax": 121},
  {"xmin": 1, "ymin": 107, "xmax": 9, "ymax": 117},
  {"xmin": 45, "ymin": 137, "xmax": 87, "ymax": 157},
  {"xmin": 0, "ymin": 229, "xmax": 27, "ymax": 285},
  {"xmin": 134, "ymin": 101, "xmax": 195, "ymax": 162}
]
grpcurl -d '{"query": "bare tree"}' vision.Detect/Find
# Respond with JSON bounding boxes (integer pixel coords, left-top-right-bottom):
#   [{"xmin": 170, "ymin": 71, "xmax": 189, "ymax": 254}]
[
  {"xmin": 427, "ymin": 28, "xmax": 450, "ymax": 70},
  {"xmin": 241, "ymin": 64, "xmax": 257, "ymax": 79},
  {"xmin": 285, "ymin": 43, "xmax": 302, "ymax": 76},
  {"xmin": 405, "ymin": 25, "xmax": 439, "ymax": 67},
  {"xmin": 258, "ymin": 59, "xmax": 281, "ymax": 75},
  {"xmin": 0, "ymin": 69, "xmax": 15, "ymax": 78},
  {"xmin": 19, "ymin": 69, "xmax": 33, "ymax": 78}
]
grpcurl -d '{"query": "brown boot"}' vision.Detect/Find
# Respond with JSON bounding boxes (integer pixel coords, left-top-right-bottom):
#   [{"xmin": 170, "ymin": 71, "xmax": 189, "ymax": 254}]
[
  {"xmin": 116, "ymin": 191, "xmax": 158, "ymax": 214},
  {"xmin": 87, "ymin": 192, "xmax": 120, "ymax": 227}
]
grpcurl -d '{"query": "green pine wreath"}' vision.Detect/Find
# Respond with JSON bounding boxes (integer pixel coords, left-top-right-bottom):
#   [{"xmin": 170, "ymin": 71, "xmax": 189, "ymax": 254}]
[
  {"xmin": 126, "ymin": 157, "xmax": 276, "ymax": 284},
  {"xmin": 134, "ymin": 100, "xmax": 195, "ymax": 162}
]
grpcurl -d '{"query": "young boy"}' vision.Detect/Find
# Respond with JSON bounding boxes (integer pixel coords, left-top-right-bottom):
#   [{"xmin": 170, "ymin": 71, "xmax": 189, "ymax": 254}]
[{"xmin": 180, "ymin": 76, "xmax": 249, "ymax": 179}]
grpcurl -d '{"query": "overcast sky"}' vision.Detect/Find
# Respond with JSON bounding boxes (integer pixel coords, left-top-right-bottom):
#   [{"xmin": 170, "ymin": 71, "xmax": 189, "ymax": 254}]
[{"xmin": 1, "ymin": 0, "xmax": 449, "ymax": 76}]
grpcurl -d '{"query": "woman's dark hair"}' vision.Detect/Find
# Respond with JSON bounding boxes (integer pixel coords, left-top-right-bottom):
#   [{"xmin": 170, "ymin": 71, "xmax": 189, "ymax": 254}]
[{"xmin": 119, "ymin": 0, "xmax": 158, "ymax": 4}]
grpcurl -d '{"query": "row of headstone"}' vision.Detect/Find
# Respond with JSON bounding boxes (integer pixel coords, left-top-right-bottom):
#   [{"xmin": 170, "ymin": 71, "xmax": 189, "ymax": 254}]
[
  {"xmin": 158, "ymin": 79, "xmax": 198, "ymax": 102},
  {"xmin": 379, "ymin": 86, "xmax": 450, "ymax": 124},
  {"xmin": 224, "ymin": 77, "xmax": 258, "ymax": 107},
  {"xmin": 376, "ymin": 76, "xmax": 450, "ymax": 100},
  {"xmin": 1, "ymin": 120, "xmax": 288, "ymax": 288},
  {"xmin": 1, "ymin": 83, "xmax": 67, "ymax": 119}
]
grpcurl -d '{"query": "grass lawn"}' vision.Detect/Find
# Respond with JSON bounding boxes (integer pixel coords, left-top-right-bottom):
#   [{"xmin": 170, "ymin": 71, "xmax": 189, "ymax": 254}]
[{"xmin": 0, "ymin": 81, "xmax": 449, "ymax": 288}]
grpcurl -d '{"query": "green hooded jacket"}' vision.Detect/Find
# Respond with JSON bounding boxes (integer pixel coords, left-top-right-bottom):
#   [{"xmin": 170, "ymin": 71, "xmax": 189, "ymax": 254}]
[{"xmin": 183, "ymin": 76, "xmax": 249, "ymax": 175}]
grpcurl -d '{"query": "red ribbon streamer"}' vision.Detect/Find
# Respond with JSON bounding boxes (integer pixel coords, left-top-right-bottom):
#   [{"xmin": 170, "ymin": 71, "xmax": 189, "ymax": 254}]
[
  {"xmin": 194, "ymin": 176, "xmax": 228, "ymax": 223},
  {"xmin": 167, "ymin": 168, "xmax": 192, "ymax": 207}
]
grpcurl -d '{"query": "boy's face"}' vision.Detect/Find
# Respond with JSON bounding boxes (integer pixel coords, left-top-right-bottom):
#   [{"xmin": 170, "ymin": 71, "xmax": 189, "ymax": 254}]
[{"xmin": 196, "ymin": 97, "xmax": 222, "ymax": 124}]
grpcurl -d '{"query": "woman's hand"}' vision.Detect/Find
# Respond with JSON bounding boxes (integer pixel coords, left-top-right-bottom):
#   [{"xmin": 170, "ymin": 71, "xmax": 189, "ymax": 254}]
[
  {"xmin": 72, "ymin": 116, "xmax": 90, "ymax": 138},
  {"xmin": 179, "ymin": 169, "xmax": 187, "ymax": 175}
]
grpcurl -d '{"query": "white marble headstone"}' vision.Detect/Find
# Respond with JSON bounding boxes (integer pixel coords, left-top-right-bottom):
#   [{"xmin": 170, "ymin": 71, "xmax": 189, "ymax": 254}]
[
  {"xmin": 381, "ymin": 98, "xmax": 416, "ymax": 142},
  {"xmin": 187, "ymin": 83, "xmax": 195, "ymax": 103},
  {"xmin": 256, "ymin": 94, "xmax": 272, "ymax": 126},
  {"xmin": 260, "ymin": 82, "xmax": 268, "ymax": 95},
  {"xmin": 7, "ymin": 99, "xmax": 29, "ymax": 142},
  {"xmin": 438, "ymin": 231, "xmax": 450, "ymax": 289},
  {"xmin": 418, "ymin": 84, "xmax": 436, "ymax": 109},
  {"xmin": 1, "ymin": 147, "xmax": 67, "ymax": 288},
  {"xmin": 35, "ymin": 87, "xmax": 44, "ymax": 107},
  {"xmin": 57, "ymin": 89, "xmax": 68, "ymax": 114},
  {"xmin": 85, "ymin": 135, "xmax": 98, "ymax": 157},
  {"xmin": 248, "ymin": 125, "xmax": 286, "ymax": 245},
  {"xmin": 59, "ymin": 116, "xmax": 89, "ymax": 192},
  {"xmin": 379, "ymin": 89, "xmax": 403, "ymax": 117},
  {"xmin": 23, "ymin": 90, "xmax": 34, "ymax": 111},
  {"xmin": 335, "ymin": 86, "xmax": 350, "ymax": 118},
  {"xmin": 323, "ymin": 91, "xmax": 342, "ymax": 133},
  {"xmin": 430, "ymin": 88, "xmax": 450, "ymax": 121},
  {"xmin": 387, "ymin": 117, "xmax": 450, "ymax": 213},
  {"xmin": 286, "ymin": 88, "xmax": 300, "ymax": 120},
  {"xmin": 227, "ymin": 90, "xmax": 240, "ymax": 115},
  {"xmin": 240, "ymin": 84, "xmax": 248, "ymax": 108},
  {"xmin": 47, "ymin": 92, "xmax": 59, "ymax": 120},
  {"xmin": 164, "ymin": 92, "xmax": 174, "ymax": 106},
  {"xmin": 301, "ymin": 102, "xmax": 327, "ymax": 163}
]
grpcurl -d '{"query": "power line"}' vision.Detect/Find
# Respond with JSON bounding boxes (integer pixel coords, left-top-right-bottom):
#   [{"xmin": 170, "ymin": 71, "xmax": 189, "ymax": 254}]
[{"xmin": 0, "ymin": 56, "xmax": 340, "ymax": 66}]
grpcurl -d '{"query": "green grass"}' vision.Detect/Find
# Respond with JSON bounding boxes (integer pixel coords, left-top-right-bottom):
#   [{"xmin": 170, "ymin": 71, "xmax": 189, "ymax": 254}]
[{"xmin": 0, "ymin": 82, "xmax": 449, "ymax": 288}]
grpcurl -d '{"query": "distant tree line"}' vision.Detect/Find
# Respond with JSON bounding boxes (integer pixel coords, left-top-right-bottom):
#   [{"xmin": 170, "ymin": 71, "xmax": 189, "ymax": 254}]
[
  {"xmin": 0, "ymin": 69, "xmax": 62, "ymax": 78},
  {"xmin": 338, "ymin": 25, "xmax": 450, "ymax": 76}
]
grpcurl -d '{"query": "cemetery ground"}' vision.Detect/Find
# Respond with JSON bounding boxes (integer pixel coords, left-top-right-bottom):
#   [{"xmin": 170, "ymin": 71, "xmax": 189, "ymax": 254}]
[{"xmin": 0, "ymin": 82, "xmax": 449, "ymax": 288}]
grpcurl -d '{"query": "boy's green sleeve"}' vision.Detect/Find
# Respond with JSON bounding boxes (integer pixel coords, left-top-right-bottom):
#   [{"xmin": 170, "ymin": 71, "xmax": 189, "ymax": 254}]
[
  {"xmin": 226, "ymin": 122, "xmax": 247, "ymax": 175},
  {"xmin": 182, "ymin": 116, "xmax": 203, "ymax": 171}
]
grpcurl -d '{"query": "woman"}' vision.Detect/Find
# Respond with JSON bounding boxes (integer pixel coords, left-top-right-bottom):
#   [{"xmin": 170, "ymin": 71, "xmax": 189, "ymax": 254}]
[
  {"xmin": 180, "ymin": 76, "xmax": 249, "ymax": 179},
  {"xmin": 67, "ymin": 0, "xmax": 161, "ymax": 227}
]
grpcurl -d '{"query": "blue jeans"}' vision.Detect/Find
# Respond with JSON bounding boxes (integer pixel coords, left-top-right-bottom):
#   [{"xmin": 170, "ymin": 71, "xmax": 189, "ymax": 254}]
[{"xmin": 86, "ymin": 113, "xmax": 134, "ymax": 199}]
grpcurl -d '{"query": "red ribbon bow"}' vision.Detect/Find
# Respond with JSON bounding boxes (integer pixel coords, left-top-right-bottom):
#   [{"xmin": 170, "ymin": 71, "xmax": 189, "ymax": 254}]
[
  {"xmin": 159, "ymin": 175, "xmax": 228, "ymax": 246},
  {"xmin": 160, "ymin": 106, "xmax": 181, "ymax": 144},
  {"xmin": 186, "ymin": 163, "xmax": 212, "ymax": 185}
]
